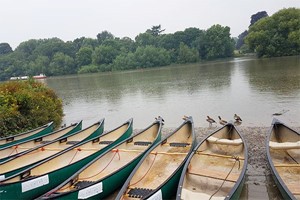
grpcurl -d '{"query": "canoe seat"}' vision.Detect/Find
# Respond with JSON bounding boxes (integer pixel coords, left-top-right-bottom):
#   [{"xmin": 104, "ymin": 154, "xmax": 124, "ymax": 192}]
[
  {"xmin": 169, "ymin": 142, "xmax": 190, "ymax": 147},
  {"xmin": 99, "ymin": 141, "xmax": 113, "ymax": 145},
  {"xmin": 269, "ymin": 141, "xmax": 300, "ymax": 150},
  {"xmin": 74, "ymin": 180, "xmax": 96, "ymax": 189},
  {"xmin": 40, "ymin": 141, "xmax": 51, "ymax": 144},
  {"xmin": 134, "ymin": 141, "xmax": 152, "ymax": 146},
  {"xmin": 66, "ymin": 141, "xmax": 79, "ymax": 145},
  {"xmin": 128, "ymin": 187, "xmax": 154, "ymax": 198},
  {"xmin": 188, "ymin": 168, "xmax": 239, "ymax": 183},
  {"xmin": 207, "ymin": 136, "xmax": 242, "ymax": 146}
]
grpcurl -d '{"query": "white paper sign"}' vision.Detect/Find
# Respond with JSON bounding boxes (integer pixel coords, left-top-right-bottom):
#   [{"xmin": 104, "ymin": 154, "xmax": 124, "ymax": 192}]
[
  {"xmin": 21, "ymin": 175, "xmax": 49, "ymax": 193},
  {"xmin": 148, "ymin": 189, "xmax": 162, "ymax": 200},
  {"xmin": 0, "ymin": 175, "xmax": 5, "ymax": 181},
  {"xmin": 78, "ymin": 182, "xmax": 103, "ymax": 199}
]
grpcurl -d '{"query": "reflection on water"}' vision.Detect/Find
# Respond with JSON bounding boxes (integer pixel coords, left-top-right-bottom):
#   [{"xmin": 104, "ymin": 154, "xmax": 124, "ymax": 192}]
[{"xmin": 46, "ymin": 56, "xmax": 300, "ymax": 129}]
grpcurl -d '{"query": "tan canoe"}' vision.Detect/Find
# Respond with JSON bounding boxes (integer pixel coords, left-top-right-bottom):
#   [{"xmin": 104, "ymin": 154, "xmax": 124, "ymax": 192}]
[{"xmin": 267, "ymin": 118, "xmax": 300, "ymax": 200}]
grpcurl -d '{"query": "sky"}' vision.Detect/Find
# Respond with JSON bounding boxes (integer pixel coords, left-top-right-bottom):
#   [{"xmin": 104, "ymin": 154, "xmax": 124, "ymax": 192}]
[{"xmin": 1, "ymin": 0, "xmax": 299, "ymax": 49}]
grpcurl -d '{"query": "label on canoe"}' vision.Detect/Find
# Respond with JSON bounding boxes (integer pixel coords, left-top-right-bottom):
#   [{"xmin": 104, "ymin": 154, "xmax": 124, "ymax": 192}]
[
  {"xmin": 148, "ymin": 189, "xmax": 162, "ymax": 200},
  {"xmin": 78, "ymin": 182, "xmax": 103, "ymax": 199},
  {"xmin": 0, "ymin": 175, "xmax": 4, "ymax": 181},
  {"xmin": 21, "ymin": 175, "xmax": 49, "ymax": 193}
]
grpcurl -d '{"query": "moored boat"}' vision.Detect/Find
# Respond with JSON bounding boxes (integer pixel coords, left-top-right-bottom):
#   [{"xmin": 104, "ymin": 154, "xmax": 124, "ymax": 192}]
[
  {"xmin": 176, "ymin": 122, "xmax": 248, "ymax": 200},
  {"xmin": 39, "ymin": 117, "xmax": 163, "ymax": 199},
  {"xmin": 0, "ymin": 122, "xmax": 54, "ymax": 149},
  {"xmin": 266, "ymin": 118, "xmax": 300, "ymax": 200},
  {"xmin": 0, "ymin": 118, "xmax": 133, "ymax": 200},
  {"xmin": 0, "ymin": 120, "xmax": 104, "ymax": 180},
  {"xmin": 116, "ymin": 116, "xmax": 196, "ymax": 200},
  {"xmin": 0, "ymin": 121, "xmax": 82, "ymax": 163},
  {"xmin": 33, "ymin": 74, "xmax": 47, "ymax": 79}
]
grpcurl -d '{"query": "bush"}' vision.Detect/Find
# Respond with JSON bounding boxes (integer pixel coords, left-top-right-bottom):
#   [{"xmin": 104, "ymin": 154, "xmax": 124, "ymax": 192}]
[{"xmin": 0, "ymin": 79, "xmax": 63, "ymax": 136}]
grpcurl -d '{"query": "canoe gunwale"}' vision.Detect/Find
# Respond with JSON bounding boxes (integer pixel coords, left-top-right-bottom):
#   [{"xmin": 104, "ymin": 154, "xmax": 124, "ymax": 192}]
[
  {"xmin": 176, "ymin": 122, "xmax": 248, "ymax": 200},
  {"xmin": 117, "ymin": 116, "xmax": 196, "ymax": 200},
  {"xmin": 266, "ymin": 118, "xmax": 299, "ymax": 200},
  {"xmin": 40, "ymin": 117, "xmax": 163, "ymax": 199}
]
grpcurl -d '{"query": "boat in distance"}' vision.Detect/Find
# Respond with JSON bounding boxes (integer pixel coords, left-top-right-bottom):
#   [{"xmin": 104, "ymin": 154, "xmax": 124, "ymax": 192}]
[
  {"xmin": 0, "ymin": 120, "xmax": 103, "ymax": 181},
  {"xmin": 116, "ymin": 116, "xmax": 196, "ymax": 200},
  {"xmin": 0, "ymin": 122, "xmax": 82, "ymax": 163},
  {"xmin": 266, "ymin": 118, "xmax": 300, "ymax": 200},
  {"xmin": 0, "ymin": 118, "xmax": 133, "ymax": 200},
  {"xmin": 38, "ymin": 117, "xmax": 163, "ymax": 199},
  {"xmin": 0, "ymin": 122, "xmax": 54, "ymax": 149},
  {"xmin": 176, "ymin": 122, "xmax": 248, "ymax": 200}
]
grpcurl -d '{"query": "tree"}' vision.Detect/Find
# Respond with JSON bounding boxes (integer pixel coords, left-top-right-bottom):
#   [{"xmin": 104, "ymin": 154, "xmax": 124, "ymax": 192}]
[
  {"xmin": 250, "ymin": 11, "xmax": 268, "ymax": 27},
  {"xmin": 245, "ymin": 8, "xmax": 300, "ymax": 57},
  {"xmin": 76, "ymin": 46, "xmax": 93, "ymax": 67},
  {"xmin": 135, "ymin": 32, "xmax": 157, "ymax": 46},
  {"xmin": 177, "ymin": 43, "xmax": 199, "ymax": 63},
  {"xmin": 0, "ymin": 43, "xmax": 13, "ymax": 55},
  {"xmin": 236, "ymin": 30, "xmax": 248, "ymax": 50},
  {"xmin": 92, "ymin": 45, "xmax": 119, "ymax": 65},
  {"xmin": 97, "ymin": 31, "xmax": 114, "ymax": 45},
  {"xmin": 146, "ymin": 25, "xmax": 165, "ymax": 36}
]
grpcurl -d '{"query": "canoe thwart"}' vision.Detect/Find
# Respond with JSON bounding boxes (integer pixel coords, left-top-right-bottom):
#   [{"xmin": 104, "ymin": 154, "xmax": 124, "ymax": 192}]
[
  {"xmin": 99, "ymin": 140, "xmax": 113, "ymax": 145},
  {"xmin": 128, "ymin": 187, "xmax": 154, "ymax": 198},
  {"xmin": 187, "ymin": 168, "xmax": 239, "ymax": 183},
  {"xmin": 207, "ymin": 136, "xmax": 243, "ymax": 146},
  {"xmin": 66, "ymin": 141, "xmax": 79, "ymax": 145},
  {"xmin": 274, "ymin": 163, "xmax": 300, "ymax": 167},
  {"xmin": 134, "ymin": 141, "xmax": 152, "ymax": 146},
  {"xmin": 269, "ymin": 141, "xmax": 300, "ymax": 150},
  {"xmin": 196, "ymin": 151, "xmax": 245, "ymax": 160}
]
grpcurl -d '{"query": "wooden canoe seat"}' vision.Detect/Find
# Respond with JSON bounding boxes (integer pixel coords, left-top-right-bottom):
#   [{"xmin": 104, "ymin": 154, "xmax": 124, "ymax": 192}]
[
  {"xmin": 274, "ymin": 163, "xmax": 300, "ymax": 167},
  {"xmin": 188, "ymin": 168, "xmax": 239, "ymax": 183},
  {"xmin": 74, "ymin": 180, "xmax": 96, "ymax": 189},
  {"xmin": 269, "ymin": 141, "xmax": 300, "ymax": 150},
  {"xmin": 66, "ymin": 141, "xmax": 79, "ymax": 145},
  {"xmin": 207, "ymin": 136, "xmax": 242, "ymax": 146},
  {"xmin": 169, "ymin": 142, "xmax": 190, "ymax": 147}
]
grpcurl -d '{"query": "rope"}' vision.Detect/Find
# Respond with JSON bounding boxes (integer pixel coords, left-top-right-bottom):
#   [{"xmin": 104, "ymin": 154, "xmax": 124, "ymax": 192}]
[
  {"xmin": 208, "ymin": 156, "xmax": 240, "ymax": 200},
  {"xmin": 68, "ymin": 148, "xmax": 81, "ymax": 165},
  {"xmin": 129, "ymin": 152, "xmax": 157, "ymax": 187},
  {"xmin": 79, "ymin": 149, "xmax": 120, "ymax": 181},
  {"xmin": 8, "ymin": 145, "xmax": 18, "ymax": 156}
]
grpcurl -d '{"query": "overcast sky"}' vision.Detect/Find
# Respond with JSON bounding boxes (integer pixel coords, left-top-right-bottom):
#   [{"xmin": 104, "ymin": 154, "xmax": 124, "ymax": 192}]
[{"xmin": 1, "ymin": 0, "xmax": 299, "ymax": 49}]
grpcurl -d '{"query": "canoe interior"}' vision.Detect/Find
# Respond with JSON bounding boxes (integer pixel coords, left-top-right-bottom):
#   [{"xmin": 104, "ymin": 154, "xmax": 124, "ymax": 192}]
[
  {"xmin": 54, "ymin": 123, "xmax": 161, "ymax": 195},
  {"xmin": 181, "ymin": 125, "xmax": 246, "ymax": 200},
  {"xmin": 269, "ymin": 123, "xmax": 300, "ymax": 199},
  {"xmin": 122, "ymin": 121, "xmax": 193, "ymax": 200},
  {"xmin": 0, "ymin": 124, "xmax": 79, "ymax": 160},
  {"xmin": 0, "ymin": 123, "xmax": 101, "ymax": 178}
]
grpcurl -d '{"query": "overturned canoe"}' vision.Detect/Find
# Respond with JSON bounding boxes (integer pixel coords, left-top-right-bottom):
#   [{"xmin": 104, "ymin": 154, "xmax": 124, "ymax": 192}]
[
  {"xmin": 0, "ymin": 120, "xmax": 104, "ymax": 180},
  {"xmin": 0, "ymin": 122, "xmax": 54, "ymax": 149},
  {"xmin": 117, "ymin": 116, "xmax": 196, "ymax": 200},
  {"xmin": 0, "ymin": 118, "xmax": 133, "ymax": 200},
  {"xmin": 39, "ymin": 117, "xmax": 163, "ymax": 199},
  {"xmin": 176, "ymin": 122, "xmax": 248, "ymax": 200},
  {"xmin": 0, "ymin": 121, "xmax": 82, "ymax": 163},
  {"xmin": 266, "ymin": 118, "xmax": 300, "ymax": 200}
]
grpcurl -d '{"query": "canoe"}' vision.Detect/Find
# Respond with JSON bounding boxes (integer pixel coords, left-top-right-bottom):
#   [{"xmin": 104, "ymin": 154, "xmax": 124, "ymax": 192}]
[
  {"xmin": 117, "ymin": 116, "xmax": 196, "ymax": 200},
  {"xmin": 266, "ymin": 118, "xmax": 300, "ymax": 200},
  {"xmin": 0, "ymin": 121, "xmax": 82, "ymax": 163},
  {"xmin": 176, "ymin": 122, "xmax": 248, "ymax": 200},
  {"xmin": 0, "ymin": 118, "xmax": 133, "ymax": 200},
  {"xmin": 39, "ymin": 117, "xmax": 163, "ymax": 199},
  {"xmin": 0, "ymin": 119, "xmax": 104, "ymax": 180},
  {"xmin": 0, "ymin": 122, "xmax": 54, "ymax": 149}
]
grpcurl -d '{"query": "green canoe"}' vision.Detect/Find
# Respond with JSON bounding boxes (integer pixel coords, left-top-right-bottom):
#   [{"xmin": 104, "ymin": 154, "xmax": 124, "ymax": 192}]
[
  {"xmin": 0, "ymin": 122, "xmax": 54, "ymax": 149},
  {"xmin": 0, "ymin": 118, "xmax": 133, "ymax": 200},
  {"xmin": 116, "ymin": 116, "xmax": 196, "ymax": 200},
  {"xmin": 38, "ymin": 117, "xmax": 164, "ymax": 200},
  {"xmin": 0, "ymin": 119, "xmax": 104, "ymax": 181},
  {"xmin": 0, "ymin": 121, "xmax": 82, "ymax": 163},
  {"xmin": 266, "ymin": 118, "xmax": 300, "ymax": 200},
  {"xmin": 176, "ymin": 122, "xmax": 248, "ymax": 200}
]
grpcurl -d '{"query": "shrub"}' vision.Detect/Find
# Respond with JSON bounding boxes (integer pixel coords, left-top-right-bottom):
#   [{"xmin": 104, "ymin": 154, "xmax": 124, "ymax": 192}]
[{"xmin": 0, "ymin": 79, "xmax": 63, "ymax": 136}]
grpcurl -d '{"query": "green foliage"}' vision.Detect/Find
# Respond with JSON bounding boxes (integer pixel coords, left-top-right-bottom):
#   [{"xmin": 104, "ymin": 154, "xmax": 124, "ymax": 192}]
[
  {"xmin": 245, "ymin": 8, "xmax": 300, "ymax": 57},
  {"xmin": 177, "ymin": 43, "xmax": 199, "ymax": 63},
  {"xmin": 0, "ymin": 80, "xmax": 63, "ymax": 136},
  {"xmin": 0, "ymin": 43, "xmax": 13, "ymax": 55}
]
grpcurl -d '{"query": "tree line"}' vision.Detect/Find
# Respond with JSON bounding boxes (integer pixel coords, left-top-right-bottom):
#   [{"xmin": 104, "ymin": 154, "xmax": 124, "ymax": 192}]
[{"xmin": 0, "ymin": 8, "xmax": 299, "ymax": 80}]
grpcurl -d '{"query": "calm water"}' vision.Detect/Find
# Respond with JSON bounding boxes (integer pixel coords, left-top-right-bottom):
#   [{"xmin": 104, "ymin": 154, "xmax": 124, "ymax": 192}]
[{"xmin": 45, "ymin": 56, "xmax": 300, "ymax": 129}]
